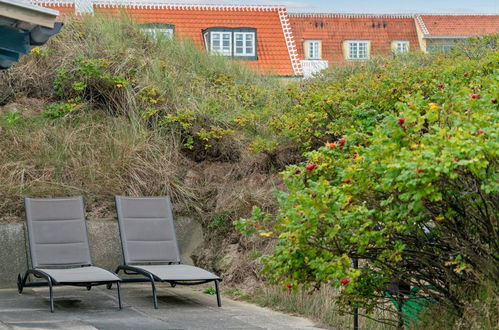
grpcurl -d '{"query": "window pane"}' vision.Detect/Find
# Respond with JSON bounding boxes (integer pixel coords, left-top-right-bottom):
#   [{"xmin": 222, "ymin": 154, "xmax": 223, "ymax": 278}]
[
  {"xmin": 235, "ymin": 32, "xmax": 255, "ymax": 56},
  {"xmin": 360, "ymin": 42, "xmax": 367, "ymax": 59},
  {"xmin": 349, "ymin": 43, "xmax": 357, "ymax": 58},
  {"xmin": 213, "ymin": 35, "xmax": 220, "ymax": 50}
]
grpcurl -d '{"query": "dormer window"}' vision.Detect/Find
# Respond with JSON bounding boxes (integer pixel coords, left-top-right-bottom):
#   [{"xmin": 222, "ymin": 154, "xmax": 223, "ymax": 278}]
[
  {"xmin": 203, "ymin": 27, "xmax": 257, "ymax": 60},
  {"xmin": 140, "ymin": 24, "xmax": 175, "ymax": 39},
  {"xmin": 304, "ymin": 40, "xmax": 322, "ymax": 60},
  {"xmin": 392, "ymin": 40, "xmax": 409, "ymax": 53},
  {"xmin": 346, "ymin": 40, "xmax": 370, "ymax": 60}
]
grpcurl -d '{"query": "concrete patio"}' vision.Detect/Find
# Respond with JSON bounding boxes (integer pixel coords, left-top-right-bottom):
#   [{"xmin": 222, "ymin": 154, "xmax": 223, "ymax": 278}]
[{"xmin": 0, "ymin": 284, "xmax": 324, "ymax": 329}]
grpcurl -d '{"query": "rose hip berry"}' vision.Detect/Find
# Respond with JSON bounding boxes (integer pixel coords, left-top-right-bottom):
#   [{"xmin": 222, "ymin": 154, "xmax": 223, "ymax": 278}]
[{"xmin": 306, "ymin": 163, "xmax": 317, "ymax": 171}]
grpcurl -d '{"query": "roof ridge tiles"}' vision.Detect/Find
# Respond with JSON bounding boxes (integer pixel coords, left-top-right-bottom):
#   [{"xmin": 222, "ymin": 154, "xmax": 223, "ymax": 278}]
[
  {"xmin": 32, "ymin": 0, "xmax": 285, "ymax": 11},
  {"xmin": 91, "ymin": 4, "xmax": 281, "ymax": 11},
  {"xmin": 289, "ymin": 13, "xmax": 415, "ymax": 18},
  {"xmin": 414, "ymin": 13, "xmax": 499, "ymax": 16},
  {"xmin": 288, "ymin": 12, "xmax": 499, "ymax": 18}
]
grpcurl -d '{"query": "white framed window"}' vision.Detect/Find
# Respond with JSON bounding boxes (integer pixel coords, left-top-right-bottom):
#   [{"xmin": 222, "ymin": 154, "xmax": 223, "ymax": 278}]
[
  {"xmin": 347, "ymin": 40, "xmax": 369, "ymax": 60},
  {"xmin": 203, "ymin": 28, "xmax": 257, "ymax": 59},
  {"xmin": 140, "ymin": 24, "xmax": 174, "ymax": 39},
  {"xmin": 234, "ymin": 32, "xmax": 255, "ymax": 56},
  {"xmin": 394, "ymin": 40, "xmax": 409, "ymax": 53},
  {"xmin": 211, "ymin": 32, "xmax": 232, "ymax": 56},
  {"xmin": 304, "ymin": 40, "xmax": 321, "ymax": 60}
]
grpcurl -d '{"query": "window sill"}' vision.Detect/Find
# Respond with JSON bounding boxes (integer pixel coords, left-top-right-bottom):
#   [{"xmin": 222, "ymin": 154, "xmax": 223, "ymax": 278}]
[{"xmin": 233, "ymin": 55, "xmax": 258, "ymax": 61}]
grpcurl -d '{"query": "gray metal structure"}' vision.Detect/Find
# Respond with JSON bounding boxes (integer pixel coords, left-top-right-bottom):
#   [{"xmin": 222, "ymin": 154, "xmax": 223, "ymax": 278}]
[
  {"xmin": 113, "ymin": 196, "xmax": 222, "ymax": 309},
  {"xmin": 17, "ymin": 196, "xmax": 122, "ymax": 312}
]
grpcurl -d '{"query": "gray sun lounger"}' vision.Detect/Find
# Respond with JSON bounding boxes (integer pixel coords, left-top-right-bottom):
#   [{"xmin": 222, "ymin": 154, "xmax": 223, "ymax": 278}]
[
  {"xmin": 113, "ymin": 196, "xmax": 222, "ymax": 309},
  {"xmin": 17, "ymin": 197, "xmax": 122, "ymax": 312}
]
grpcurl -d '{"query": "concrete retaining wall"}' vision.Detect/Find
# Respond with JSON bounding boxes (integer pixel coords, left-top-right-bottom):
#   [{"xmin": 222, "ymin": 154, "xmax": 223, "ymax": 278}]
[{"xmin": 0, "ymin": 216, "xmax": 203, "ymax": 288}]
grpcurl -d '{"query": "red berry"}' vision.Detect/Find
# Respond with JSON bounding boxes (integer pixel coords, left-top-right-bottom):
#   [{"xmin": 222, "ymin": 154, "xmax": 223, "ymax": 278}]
[
  {"xmin": 469, "ymin": 93, "xmax": 480, "ymax": 99},
  {"xmin": 492, "ymin": 99, "xmax": 497, "ymax": 104},
  {"xmin": 398, "ymin": 117, "xmax": 405, "ymax": 126},
  {"xmin": 463, "ymin": 72, "xmax": 468, "ymax": 77},
  {"xmin": 343, "ymin": 179, "xmax": 352, "ymax": 184},
  {"xmin": 286, "ymin": 283, "xmax": 292, "ymax": 289},
  {"xmin": 438, "ymin": 83, "xmax": 444, "ymax": 89},
  {"xmin": 306, "ymin": 163, "xmax": 317, "ymax": 171},
  {"xmin": 376, "ymin": 74, "xmax": 381, "ymax": 79},
  {"xmin": 339, "ymin": 145, "xmax": 344, "ymax": 150},
  {"xmin": 339, "ymin": 137, "xmax": 346, "ymax": 145},
  {"xmin": 454, "ymin": 158, "xmax": 459, "ymax": 162},
  {"xmin": 417, "ymin": 168, "xmax": 424, "ymax": 173},
  {"xmin": 477, "ymin": 129, "xmax": 483, "ymax": 136},
  {"xmin": 328, "ymin": 143, "xmax": 336, "ymax": 149},
  {"xmin": 341, "ymin": 279, "xmax": 349, "ymax": 285},
  {"xmin": 353, "ymin": 154, "xmax": 358, "ymax": 160}
]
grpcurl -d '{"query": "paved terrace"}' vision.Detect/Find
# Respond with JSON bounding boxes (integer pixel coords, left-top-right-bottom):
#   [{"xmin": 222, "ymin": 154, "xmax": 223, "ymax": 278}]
[{"xmin": 0, "ymin": 284, "xmax": 323, "ymax": 329}]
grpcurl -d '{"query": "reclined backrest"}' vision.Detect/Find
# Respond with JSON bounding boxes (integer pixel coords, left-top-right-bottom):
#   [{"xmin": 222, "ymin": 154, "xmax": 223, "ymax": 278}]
[
  {"xmin": 115, "ymin": 196, "xmax": 181, "ymax": 265},
  {"xmin": 24, "ymin": 196, "xmax": 92, "ymax": 268}
]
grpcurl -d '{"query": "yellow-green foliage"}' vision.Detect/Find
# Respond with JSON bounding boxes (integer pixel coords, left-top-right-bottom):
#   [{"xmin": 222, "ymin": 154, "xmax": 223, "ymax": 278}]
[
  {"xmin": 0, "ymin": 14, "xmax": 295, "ymax": 218},
  {"xmin": 1, "ymin": 14, "xmax": 296, "ymax": 158},
  {"xmin": 237, "ymin": 36, "xmax": 498, "ymax": 327}
]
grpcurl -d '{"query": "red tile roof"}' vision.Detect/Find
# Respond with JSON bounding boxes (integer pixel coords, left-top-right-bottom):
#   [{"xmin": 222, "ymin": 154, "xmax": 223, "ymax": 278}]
[
  {"xmin": 36, "ymin": 2, "xmax": 75, "ymax": 15},
  {"xmin": 417, "ymin": 15, "xmax": 499, "ymax": 37},
  {"xmin": 289, "ymin": 14, "xmax": 420, "ymax": 65},
  {"xmin": 34, "ymin": 2, "xmax": 300, "ymax": 76}
]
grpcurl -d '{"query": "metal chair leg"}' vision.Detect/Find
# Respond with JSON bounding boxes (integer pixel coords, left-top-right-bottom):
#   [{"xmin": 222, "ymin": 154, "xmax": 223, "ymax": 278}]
[
  {"xmin": 48, "ymin": 278, "xmax": 54, "ymax": 313},
  {"xmin": 17, "ymin": 273, "xmax": 25, "ymax": 294},
  {"xmin": 215, "ymin": 280, "xmax": 222, "ymax": 307},
  {"xmin": 116, "ymin": 282, "xmax": 122, "ymax": 310},
  {"xmin": 148, "ymin": 274, "xmax": 158, "ymax": 309}
]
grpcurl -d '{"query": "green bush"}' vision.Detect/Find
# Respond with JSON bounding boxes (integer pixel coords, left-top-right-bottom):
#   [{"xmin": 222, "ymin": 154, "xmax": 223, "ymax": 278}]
[{"xmin": 237, "ymin": 36, "xmax": 498, "ymax": 326}]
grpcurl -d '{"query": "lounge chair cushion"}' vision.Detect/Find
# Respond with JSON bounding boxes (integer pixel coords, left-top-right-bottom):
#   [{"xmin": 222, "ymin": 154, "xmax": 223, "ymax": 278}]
[
  {"xmin": 115, "ymin": 196, "xmax": 181, "ymax": 264},
  {"xmin": 37, "ymin": 266, "xmax": 120, "ymax": 284},
  {"xmin": 25, "ymin": 197, "xmax": 93, "ymax": 268},
  {"xmin": 132, "ymin": 264, "xmax": 220, "ymax": 281}
]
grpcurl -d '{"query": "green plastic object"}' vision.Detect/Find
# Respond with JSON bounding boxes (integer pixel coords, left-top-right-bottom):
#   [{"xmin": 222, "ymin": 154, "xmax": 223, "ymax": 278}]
[{"xmin": 386, "ymin": 287, "xmax": 434, "ymax": 326}]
